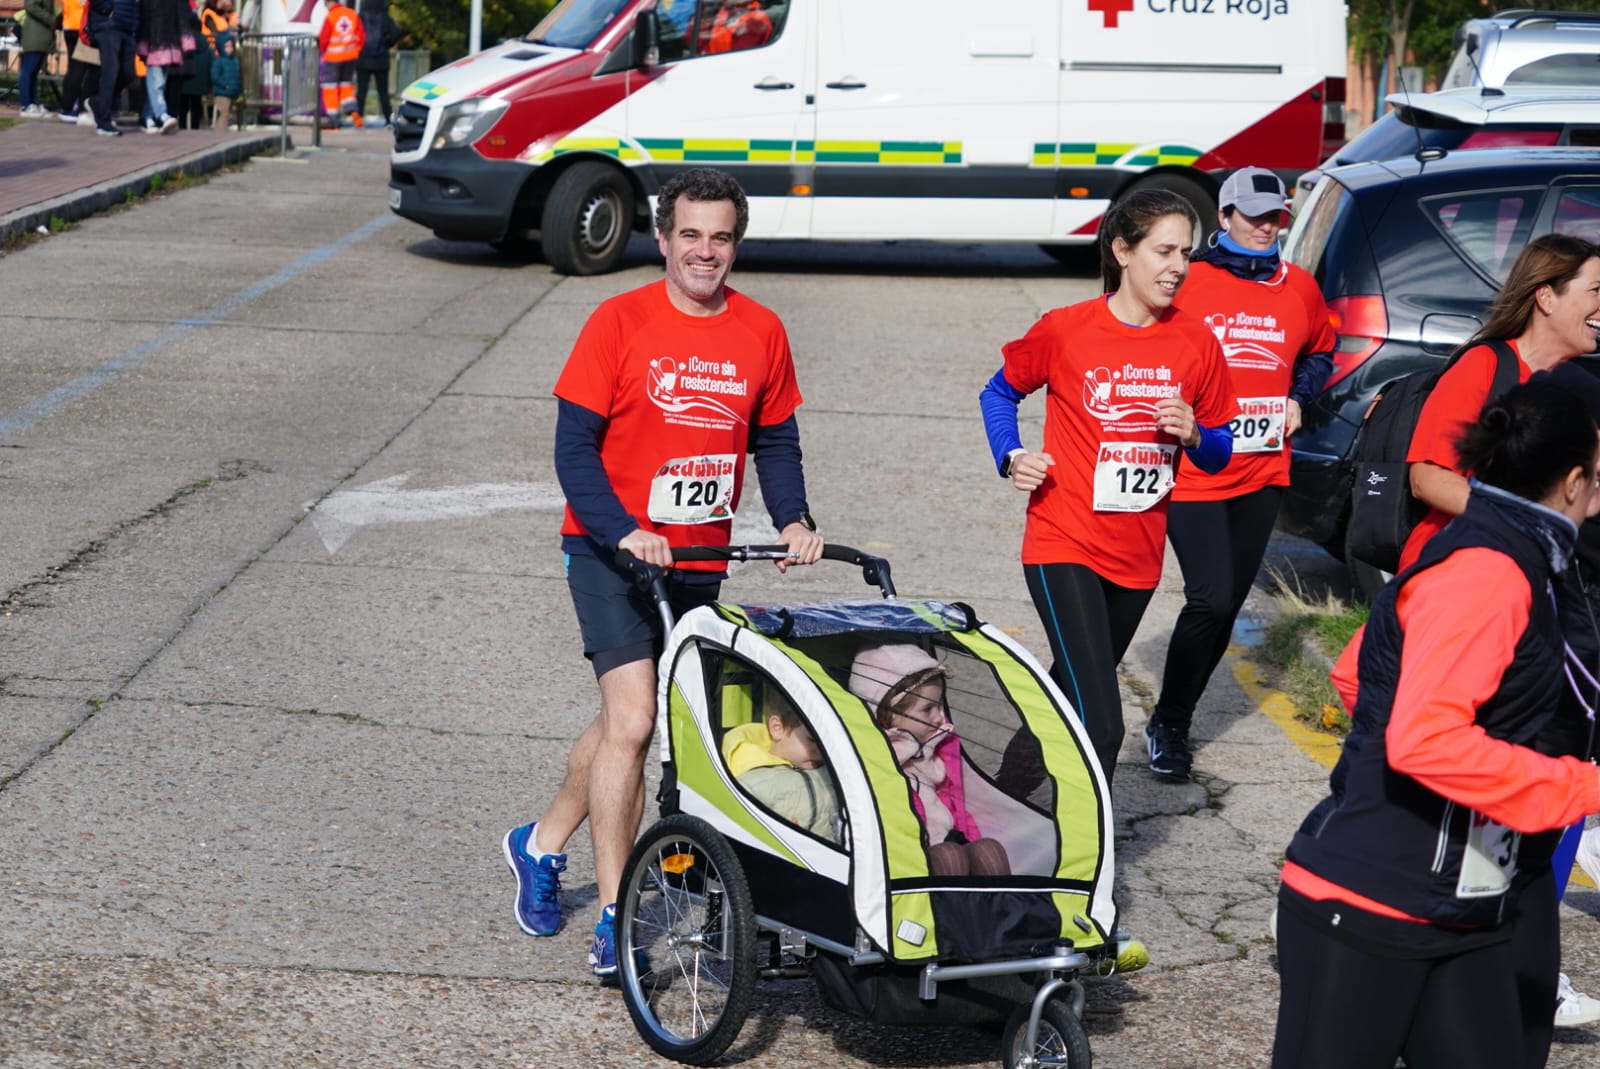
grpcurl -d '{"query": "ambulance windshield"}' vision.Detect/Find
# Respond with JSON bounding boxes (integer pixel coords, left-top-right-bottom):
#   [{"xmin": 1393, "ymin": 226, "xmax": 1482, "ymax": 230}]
[{"xmin": 526, "ymin": 0, "xmax": 634, "ymax": 48}]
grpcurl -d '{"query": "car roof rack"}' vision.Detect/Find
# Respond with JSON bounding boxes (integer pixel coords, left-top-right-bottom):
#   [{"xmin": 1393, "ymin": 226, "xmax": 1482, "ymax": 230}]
[{"xmin": 1490, "ymin": 9, "xmax": 1600, "ymax": 29}]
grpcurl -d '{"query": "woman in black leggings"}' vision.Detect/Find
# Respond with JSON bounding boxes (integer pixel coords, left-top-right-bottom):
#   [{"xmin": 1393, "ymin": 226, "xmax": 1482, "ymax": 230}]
[
  {"xmin": 1146, "ymin": 167, "xmax": 1335, "ymax": 781},
  {"xmin": 980, "ymin": 188, "xmax": 1238, "ymax": 783}
]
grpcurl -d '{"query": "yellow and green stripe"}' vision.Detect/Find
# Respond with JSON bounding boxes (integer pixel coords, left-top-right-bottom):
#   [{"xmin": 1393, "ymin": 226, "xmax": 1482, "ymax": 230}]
[{"xmin": 1033, "ymin": 142, "xmax": 1203, "ymax": 167}]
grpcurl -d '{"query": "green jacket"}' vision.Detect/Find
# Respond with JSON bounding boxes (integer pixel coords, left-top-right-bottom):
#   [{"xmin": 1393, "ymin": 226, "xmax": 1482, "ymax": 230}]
[{"xmin": 21, "ymin": 0, "xmax": 59, "ymax": 53}]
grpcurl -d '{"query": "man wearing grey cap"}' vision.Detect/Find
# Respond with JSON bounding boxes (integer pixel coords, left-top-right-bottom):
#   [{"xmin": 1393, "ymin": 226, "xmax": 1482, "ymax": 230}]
[{"xmin": 1144, "ymin": 166, "xmax": 1337, "ymax": 781}]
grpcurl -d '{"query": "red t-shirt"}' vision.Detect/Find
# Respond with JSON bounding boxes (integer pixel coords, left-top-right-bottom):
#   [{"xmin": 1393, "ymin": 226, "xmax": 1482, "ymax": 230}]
[
  {"xmin": 1000, "ymin": 297, "xmax": 1238, "ymax": 588},
  {"xmin": 554, "ymin": 281, "xmax": 803, "ymax": 570},
  {"xmin": 1171, "ymin": 261, "xmax": 1337, "ymax": 500},
  {"xmin": 1396, "ymin": 340, "xmax": 1531, "ymax": 571}
]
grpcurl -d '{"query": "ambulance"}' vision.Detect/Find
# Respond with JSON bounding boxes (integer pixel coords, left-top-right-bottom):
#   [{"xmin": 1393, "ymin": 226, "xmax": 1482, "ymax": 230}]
[{"xmin": 387, "ymin": 0, "xmax": 1347, "ymax": 274}]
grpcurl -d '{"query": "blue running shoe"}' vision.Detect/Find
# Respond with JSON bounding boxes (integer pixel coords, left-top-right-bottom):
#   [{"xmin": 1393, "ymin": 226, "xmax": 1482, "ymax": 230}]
[
  {"xmin": 590, "ymin": 903, "xmax": 619, "ymax": 977},
  {"xmin": 502, "ymin": 823, "xmax": 566, "ymax": 936}
]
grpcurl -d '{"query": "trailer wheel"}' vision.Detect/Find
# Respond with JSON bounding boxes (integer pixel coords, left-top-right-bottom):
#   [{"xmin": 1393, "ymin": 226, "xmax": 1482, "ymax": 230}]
[
  {"xmin": 540, "ymin": 161, "xmax": 635, "ymax": 276},
  {"xmin": 617, "ymin": 814, "xmax": 758, "ymax": 1066},
  {"xmin": 1128, "ymin": 172, "xmax": 1219, "ymax": 245},
  {"xmin": 1001, "ymin": 997, "xmax": 1092, "ymax": 1069}
]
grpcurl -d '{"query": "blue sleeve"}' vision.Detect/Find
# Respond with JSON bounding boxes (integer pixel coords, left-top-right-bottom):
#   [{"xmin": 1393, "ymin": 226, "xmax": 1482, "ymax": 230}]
[
  {"xmin": 554, "ymin": 399, "xmax": 639, "ymax": 552},
  {"xmin": 980, "ymin": 367, "xmax": 1026, "ymax": 475},
  {"xmin": 1184, "ymin": 421, "xmax": 1233, "ymax": 475},
  {"xmin": 749, "ymin": 416, "xmax": 810, "ymax": 530},
  {"xmin": 1289, "ymin": 349, "xmax": 1334, "ymax": 407}
]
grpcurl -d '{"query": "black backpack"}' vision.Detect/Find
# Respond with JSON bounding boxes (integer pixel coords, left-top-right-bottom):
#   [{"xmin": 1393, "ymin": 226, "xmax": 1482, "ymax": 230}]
[{"xmin": 1345, "ymin": 339, "xmax": 1519, "ymax": 574}]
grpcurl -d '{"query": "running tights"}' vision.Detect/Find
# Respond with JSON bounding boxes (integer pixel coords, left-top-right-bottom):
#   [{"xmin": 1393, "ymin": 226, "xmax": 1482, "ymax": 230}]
[
  {"xmin": 1023, "ymin": 562, "xmax": 1153, "ymax": 782},
  {"xmin": 1154, "ymin": 486, "xmax": 1282, "ymax": 734}
]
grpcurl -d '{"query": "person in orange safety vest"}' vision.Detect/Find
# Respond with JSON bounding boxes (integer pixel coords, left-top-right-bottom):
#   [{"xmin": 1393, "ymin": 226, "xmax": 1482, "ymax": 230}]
[
  {"xmin": 318, "ymin": 0, "xmax": 365, "ymax": 126},
  {"xmin": 706, "ymin": 0, "xmax": 771, "ymax": 54}
]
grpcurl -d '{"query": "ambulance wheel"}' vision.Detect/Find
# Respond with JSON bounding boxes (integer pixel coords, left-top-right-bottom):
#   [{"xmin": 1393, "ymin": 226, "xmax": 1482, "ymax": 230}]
[
  {"xmin": 1038, "ymin": 243, "xmax": 1100, "ymax": 273},
  {"xmin": 1126, "ymin": 172, "xmax": 1219, "ymax": 244},
  {"xmin": 541, "ymin": 161, "xmax": 635, "ymax": 275},
  {"xmin": 617, "ymin": 814, "xmax": 757, "ymax": 1065},
  {"xmin": 1001, "ymin": 997, "xmax": 1092, "ymax": 1069}
]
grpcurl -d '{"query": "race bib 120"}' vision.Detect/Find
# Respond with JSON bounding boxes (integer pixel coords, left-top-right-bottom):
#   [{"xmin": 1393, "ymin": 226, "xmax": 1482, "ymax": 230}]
[{"xmin": 648, "ymin": 454, "xmax": 737, "ymax": 525}]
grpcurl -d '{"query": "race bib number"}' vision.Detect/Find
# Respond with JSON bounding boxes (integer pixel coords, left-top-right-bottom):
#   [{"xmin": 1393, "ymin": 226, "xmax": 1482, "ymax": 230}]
[
  {"xmin": 648, "ymin": 454, "xmax": 737, "ymax": 525},
  {"xmin": 1092, "ymin": 442, "xmax": 1177, "ymax": 513},
  {"xmin": 1230, "ymin": 396, "xmax": 1287, "ymax": 454},
  {"xmin": 1456, "ymin": 809, "xmax": 1519, "ymax": 899}
]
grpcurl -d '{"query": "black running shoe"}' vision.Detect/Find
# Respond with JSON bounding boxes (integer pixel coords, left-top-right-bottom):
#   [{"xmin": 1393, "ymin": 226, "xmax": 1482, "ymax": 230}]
[{"xmin": 1145, "ymin": 721, "xmax": 1192, "ymax": 780}]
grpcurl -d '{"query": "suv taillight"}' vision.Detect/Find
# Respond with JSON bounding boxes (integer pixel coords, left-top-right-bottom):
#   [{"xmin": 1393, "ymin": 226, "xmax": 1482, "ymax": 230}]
[{"xmin": 1324, "ymin": 294, "xmax": 1387, "ymax": 390}]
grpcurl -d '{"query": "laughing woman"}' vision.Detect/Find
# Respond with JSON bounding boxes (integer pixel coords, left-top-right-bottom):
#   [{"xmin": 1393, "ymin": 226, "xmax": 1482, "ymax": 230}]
[{"xmin": 979, "ymin": 189, "xmax": 1238, "ymax": 785}]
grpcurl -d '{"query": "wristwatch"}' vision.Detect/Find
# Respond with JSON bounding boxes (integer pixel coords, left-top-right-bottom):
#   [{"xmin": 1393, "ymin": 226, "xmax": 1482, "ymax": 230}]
[
  {"xmin": 1000, "ymin": 448, "xmax": 1026, "ymax": 478},
  {"xmin": 789, "ymin": 512, "xmax": 817, "ymax": 532}
]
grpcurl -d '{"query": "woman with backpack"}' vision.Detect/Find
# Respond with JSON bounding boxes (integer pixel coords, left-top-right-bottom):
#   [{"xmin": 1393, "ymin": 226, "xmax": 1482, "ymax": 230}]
[
  {"xmin": 353, "ymin": 0, "xmax": 400, "ymax": 126},
  {"xmin": 1401, "ymin": 233, "xmax": 1600, "ymax": 574}
]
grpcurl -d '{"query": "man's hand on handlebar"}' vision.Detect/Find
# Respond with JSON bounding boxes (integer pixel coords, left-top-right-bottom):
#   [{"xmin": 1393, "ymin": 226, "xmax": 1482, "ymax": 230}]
[
  {"xmin": 617, "ymin": 528, "xmax": 674, "ymax": 569},
  {"xmin": 775, "ymin": 521, "xmax": 824, "ymax": 573}
]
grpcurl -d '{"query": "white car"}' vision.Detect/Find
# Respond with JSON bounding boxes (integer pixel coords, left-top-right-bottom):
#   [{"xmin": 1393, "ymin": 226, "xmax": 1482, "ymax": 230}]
[
  {"xmin": 1292, "ymin": 85, "xmax": 1600, "ymax": 208},
  {"xmin": 1442, "ymin": 9, "xmax": 1600, "ymax": 91}
]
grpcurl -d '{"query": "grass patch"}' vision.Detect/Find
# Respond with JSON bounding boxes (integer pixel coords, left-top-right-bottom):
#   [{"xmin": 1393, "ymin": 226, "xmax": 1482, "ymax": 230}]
[{"xmin": 1255, "ymin": 566, "xmax": 1368, "ymax": 736}]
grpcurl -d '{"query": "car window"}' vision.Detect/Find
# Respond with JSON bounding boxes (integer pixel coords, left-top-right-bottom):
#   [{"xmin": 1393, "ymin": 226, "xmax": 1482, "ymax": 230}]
[
  {"xmin": 1423, "ymin": 190, "xmax": 1542, "ymax": 282},
  {"xmin": 1332, "ymin": 112, "xmax": 1467, "ymax": 169},
  {"xmin": 1284, "ymin": 176, "xmax": 1346, "ymax": 281},
  {"xmin": 656, "ymin": 0, "xmax": 787, "ymax": 62},
  {"xmin": 1554, "ymin": 187, "xmax": 1600, "ymax": 246},
  {"xmin": 1505, "ymin": 53, "xmax": 1600, "ymax": 87}
]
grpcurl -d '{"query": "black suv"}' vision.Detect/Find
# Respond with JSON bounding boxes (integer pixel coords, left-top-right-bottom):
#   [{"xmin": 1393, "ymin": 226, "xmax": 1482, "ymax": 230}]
[{"xmin": 1279, "ymin": 147, "xmax": 1600, "ymax": 592}]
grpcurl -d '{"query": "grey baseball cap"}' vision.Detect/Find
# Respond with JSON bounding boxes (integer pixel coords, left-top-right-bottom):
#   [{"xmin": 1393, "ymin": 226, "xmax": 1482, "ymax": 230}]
[{"xmin": 1218, "ymin": 167, "xmax": 1290, "ymax": 217}]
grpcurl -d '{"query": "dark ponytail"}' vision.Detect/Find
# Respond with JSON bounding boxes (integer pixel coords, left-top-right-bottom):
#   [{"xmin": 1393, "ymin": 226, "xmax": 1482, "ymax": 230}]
[
  {"xmin": 1456, "ymin": 378, "xmax": 1597, "ymax": 502},
  {"xmin": 1097, "ymin": 188, "xmax": 1200, "ymax": 294}
]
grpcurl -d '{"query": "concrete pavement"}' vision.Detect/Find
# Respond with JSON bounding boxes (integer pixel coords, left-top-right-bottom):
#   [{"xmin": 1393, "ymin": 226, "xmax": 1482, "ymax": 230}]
[{"xmin": 1, "ymin": 140, "xmax": 1599, "ymax": 1068}]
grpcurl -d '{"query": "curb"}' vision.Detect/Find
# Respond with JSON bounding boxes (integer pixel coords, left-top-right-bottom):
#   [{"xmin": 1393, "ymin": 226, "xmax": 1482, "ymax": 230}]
[{"xmin": 0, "ymin": 131, "xmax": 285, "ymax": 246}]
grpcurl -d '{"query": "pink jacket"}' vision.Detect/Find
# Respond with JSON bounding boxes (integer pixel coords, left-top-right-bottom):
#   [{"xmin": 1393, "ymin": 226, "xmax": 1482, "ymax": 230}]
[{"xmin": 886, "ymin": 728, "xmax": 983, "ymax": 845}]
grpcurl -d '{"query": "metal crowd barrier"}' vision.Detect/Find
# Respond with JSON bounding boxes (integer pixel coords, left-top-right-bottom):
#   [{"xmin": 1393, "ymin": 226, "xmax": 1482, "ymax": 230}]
[{"xmin": 236, "ymin": 32, "xmax": 319, "ymax": 152}]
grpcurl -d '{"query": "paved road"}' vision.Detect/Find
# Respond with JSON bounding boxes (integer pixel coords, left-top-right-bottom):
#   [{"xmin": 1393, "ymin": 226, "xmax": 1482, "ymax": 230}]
[{"xmin": 2, "ymin": 142, "xmax": 1598, "ymax": 1068}]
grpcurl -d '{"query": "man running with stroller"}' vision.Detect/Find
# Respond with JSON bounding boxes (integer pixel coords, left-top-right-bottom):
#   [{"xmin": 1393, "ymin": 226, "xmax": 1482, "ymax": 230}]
[{"xmin": 502, "ymin": 167, "xmax": 825, "ymax": 977}]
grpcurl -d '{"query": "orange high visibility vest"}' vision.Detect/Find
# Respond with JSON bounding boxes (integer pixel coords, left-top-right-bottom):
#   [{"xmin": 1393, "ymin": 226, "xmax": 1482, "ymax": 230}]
[{"xmin": 319, "ymin": 4, "xmax": 364, "ymax": 63}]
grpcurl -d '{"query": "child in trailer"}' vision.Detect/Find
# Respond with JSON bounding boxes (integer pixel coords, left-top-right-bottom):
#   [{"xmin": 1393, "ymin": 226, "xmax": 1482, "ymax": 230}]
[
  {"xmin": 724, "ymin": 688, "xmax": 842, "ymax": 843},
  {"xmin": 849, "ymin": 643, "xmax": 1011, "ymax": 877}
]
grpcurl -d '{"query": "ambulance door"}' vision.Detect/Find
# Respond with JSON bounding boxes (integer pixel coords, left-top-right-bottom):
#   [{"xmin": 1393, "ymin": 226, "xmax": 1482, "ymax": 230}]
[
  {"xmin": 626, "ymin": 0, "xmax": 815, "ymax": 238},
  {"xmin": 809, "ymin": 0, "xmax": 1059, "ymax": 240}
]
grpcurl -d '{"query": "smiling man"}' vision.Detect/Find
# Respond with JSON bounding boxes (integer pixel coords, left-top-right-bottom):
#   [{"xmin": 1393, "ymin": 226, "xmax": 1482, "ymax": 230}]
[{"xmin": 502, "ymin": 167, "xmax": 824, "ymax": 979}]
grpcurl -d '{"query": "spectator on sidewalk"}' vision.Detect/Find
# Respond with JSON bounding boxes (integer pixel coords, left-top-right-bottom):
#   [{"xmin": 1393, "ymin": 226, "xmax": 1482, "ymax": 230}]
[
  {"xmin": 18, "ymin": 0, "xmax": 60, "ymax": 118},
  {"xmin": 198, "ymin": 0, "xmax": 233, "ymax": 47},
  {"xmin": 56, "ymin": 0, "xmax": 93, "ymax": 121},
  {"xmin": 86, "ymin": 0, "xmax": 139, "ymax": 136},
  {"xmin": 317, "ymin": 0, "xmax": 362, "ymax": 127},
  {"xmin": 136, "ymin": 0, "xmax": 191, "ymax": 133},
  {"xmin": 353, "ymin": 0, "xmax": 399, "ymax": 127},
  {"xmin": 209, "ymin": 30, "xmax": 240, "ymax": 129},
  {"xmin": 175, "ymin": 7, "xmax": 211, "ymax": 129}
]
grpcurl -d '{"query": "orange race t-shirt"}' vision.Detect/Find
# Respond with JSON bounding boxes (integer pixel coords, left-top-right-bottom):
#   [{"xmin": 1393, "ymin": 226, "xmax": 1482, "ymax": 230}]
[
  {"xmin": 1171, "ymin": 261, "xmax": 1337, "ymax": 501},
  {"xmin": 1000, "ymin": 296, "xmax": 1238, "ymax": 588},
  {"xmin": 554, "ymin": 281, "xmax": 803, "ymax": 570},
  {"xmin": 1397, "ymin": 340, "xmax": 1531, "ymax": 571}
]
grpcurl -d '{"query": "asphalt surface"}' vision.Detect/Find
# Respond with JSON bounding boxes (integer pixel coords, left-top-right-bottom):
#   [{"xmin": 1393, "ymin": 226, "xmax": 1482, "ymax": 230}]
[{"xmin": 2, "ymin": 118, "xmax": 1599, "ymax": 1069}]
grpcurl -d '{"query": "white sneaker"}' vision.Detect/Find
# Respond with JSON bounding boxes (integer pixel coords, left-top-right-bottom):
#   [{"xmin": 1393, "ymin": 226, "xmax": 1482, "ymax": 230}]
[
  {"xmin": 21, "ymin": 103, "xmax": 48, "ymax": 118},
  {"xmin": 1556, "ymin": 973, "xmax": 1600, "ymax": 1028},
  {"xmin": 77, "ymin": 101, "xmax": 97, "ymax": 127},
  {"xmin": 1576, "ymin": 827, "xmax": 1600, "ymax": 888},
  {"xmin": 159, "ymin": 114, "xmax": 178, "ymax": 134}
]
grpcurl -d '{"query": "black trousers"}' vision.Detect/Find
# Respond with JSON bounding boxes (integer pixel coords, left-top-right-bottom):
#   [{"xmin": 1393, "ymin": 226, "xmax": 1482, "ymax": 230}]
[
  {"xmin": 1154, "ymin": 486, "xmax": 1282, "ymax": 734},
  {"xmin": 1272, "ymin": 890, "xmax": 1522, "ymax": 1069},
  {"xmin": 89, "ymin": 26, "xmax": 137, "ymax": 131},
  {"xmin": 356, "ymin": 65, "xmax": 391, "ymax": 120},
  {"xmin": 1023, "ymin": 562, "xmax": 1153, "ymax": 783}
]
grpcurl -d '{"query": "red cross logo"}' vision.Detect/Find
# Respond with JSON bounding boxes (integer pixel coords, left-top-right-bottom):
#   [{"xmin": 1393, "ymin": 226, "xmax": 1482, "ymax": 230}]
[{"xmin": 1088, "ymin": 0, "xmax": 1135, "ymax": 28}]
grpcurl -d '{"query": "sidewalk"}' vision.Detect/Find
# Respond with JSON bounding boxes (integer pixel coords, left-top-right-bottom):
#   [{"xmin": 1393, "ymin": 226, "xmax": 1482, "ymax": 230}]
[{"xmin": 0, "ymin": 104, "xmax": 296, "ymax": 244}]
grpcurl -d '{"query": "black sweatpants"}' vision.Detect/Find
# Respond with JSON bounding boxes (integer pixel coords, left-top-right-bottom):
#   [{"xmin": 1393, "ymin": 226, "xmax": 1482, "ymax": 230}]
[
  {"xmin": 1154, "ymin": 486, "xmax": 1282, "ymax": 734},
  {"xmin": 1272, "ymin": 892, "xmax": 1522, "ymax": 1069},
  {"xmin": 1023, "ymin": 562, "xmax": 1154, "ymax": 783}
]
